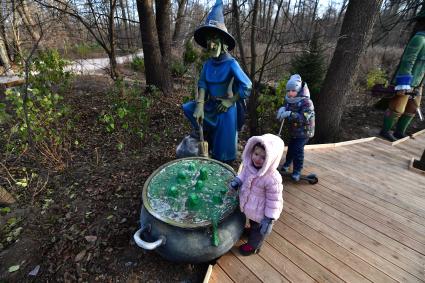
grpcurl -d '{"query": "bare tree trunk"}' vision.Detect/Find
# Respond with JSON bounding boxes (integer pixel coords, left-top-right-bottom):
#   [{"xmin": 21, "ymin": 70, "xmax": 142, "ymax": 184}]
[
  {"xmin": 136, "ymin": 0, "xmax": 170, "ymax": 93},
  {"xmin": 17, "ymin": 0, "xmax": 42, "ymax": 44},
  {"xmin": 232, "ymin": 0, "xmax": 248, "ymax": 72},
  {"xmin": 155, "ymin": 0, "xmax": 173, "ymax": 94},
  {"xmin": 309, "ymin": 0, "xmax": 319, "ymax": 37},
  {"xmin": 0, "ymin": 33, "xmax": 12, "ymax": 72},
  {"xmin": 127, "ymin": 0, "xmax": 135, "ymax": 46},
  {"xmin": 266, "ymin": 1, "xmax": 273, "ymax": 31},
  {"xmin": 11, "ymin": 0, "xmax": 22, "ymax": 60},
  {"xmin": 119, "ymin": 0, "xmax": 132, "ymax": 49},
  {"xmin": 257, "ymin": 0, "xmax": 284, "ymax": 85},
  {"xmin": 314, "ymin": 0, "xmax": 383, "ymax": 143},
  {"xmin": 248, "ymin": 0, "xmax": 260, "ymax": 136},
  {"xmin": 172, "ymin": 0, "xmax": 187, "ymax": 45},
  {"xmin": 108, "ymin": 0, "xmax": 119, "ymax": 79},
  {"xmin": 0, "ymin": 5, "xmax": 12, "ymax": 62},
  {"xmin": 333, "ymin": 0, "xmax": 348, "ymax": 34}
]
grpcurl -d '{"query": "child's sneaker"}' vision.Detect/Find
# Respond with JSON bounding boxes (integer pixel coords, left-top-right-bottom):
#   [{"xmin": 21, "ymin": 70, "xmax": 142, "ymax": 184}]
[
  {"xmin": 239, "ymin": 243, "xmax": 259, "ymax": 256},
  {"xmin": 291, "ymin": 172, "xmax": 301, "ymax": 182}
]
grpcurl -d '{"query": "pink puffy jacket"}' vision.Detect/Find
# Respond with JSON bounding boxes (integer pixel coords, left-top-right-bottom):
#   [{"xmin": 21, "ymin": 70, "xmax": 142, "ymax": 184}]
[{"xmin": 237, "ymin": 134, "xmax": 284, "ymax": 223}]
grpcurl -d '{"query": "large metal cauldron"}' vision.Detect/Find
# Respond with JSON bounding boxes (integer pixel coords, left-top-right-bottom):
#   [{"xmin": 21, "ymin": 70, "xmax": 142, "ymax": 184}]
[{"xmin": 133, "ymin": 157, "xmax": 245, "ymax": 263}]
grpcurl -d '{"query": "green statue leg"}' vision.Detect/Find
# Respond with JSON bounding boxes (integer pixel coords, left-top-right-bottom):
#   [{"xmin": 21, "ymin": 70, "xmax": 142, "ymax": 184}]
[
  {"xmin": 394, "ymin": 114, "xmax": 414, "ymax": 139},
  {"xmin": 380, "ymin": 110, "xmax": 400, "ymax": 142}
]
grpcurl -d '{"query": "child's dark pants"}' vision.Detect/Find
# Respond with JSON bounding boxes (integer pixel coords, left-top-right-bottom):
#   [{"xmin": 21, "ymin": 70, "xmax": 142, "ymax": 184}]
[
  {"xmin": 283, "ymin": 137, "xmax": 309, "ymax": 174},
  {"xmin": 247, "ymin": 220, "xmax": 267, "ymax": 249}
]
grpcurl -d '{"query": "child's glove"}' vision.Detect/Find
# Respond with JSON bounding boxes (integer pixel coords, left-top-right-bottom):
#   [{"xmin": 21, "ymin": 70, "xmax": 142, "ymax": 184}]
[
  {"xmin": 276, "ymin": 107, "xmax": 286, "ymax": 120},
  {"xmin": 279, "ymin": 111, "xmax": 292, "ymax": 120},
  {"xmin": 259, "ymin": 217, "xmax": 275, "ymax": 235},
  {"xmin": 229, "ymin": 177, "xmax": 242, "ymax": 190}
]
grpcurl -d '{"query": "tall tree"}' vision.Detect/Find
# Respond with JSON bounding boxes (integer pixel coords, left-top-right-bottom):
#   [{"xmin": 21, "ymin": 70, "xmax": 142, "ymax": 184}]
[
  {"xmin": 119, "ymin": 0, "xmax": 132, "ymax": 49},
  {"xmin": 172, "ymin": 0, "xmax": 187, "ymax": 44},
  {"xmin": 136, "ymin": 0, "xmax": 172, "ymax": 94},
  {"xmin": 155, "ymin": 0, "xmax": 172, "ymax": 94},
  {"xmin": 17, "ymin": 0, "xmax": 43, "ymax": 45},
  {"xmin": 247, "ymin": 0, "xmax": 260, "ymax": 135},
  {"xmin": 314, "ymin": 0, "xmax": 383, "ymax": 143}
]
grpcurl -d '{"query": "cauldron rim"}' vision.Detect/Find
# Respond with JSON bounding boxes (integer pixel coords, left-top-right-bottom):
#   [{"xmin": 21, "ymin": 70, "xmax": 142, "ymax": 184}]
[{"xmin": 142, "ymin": 157, "xmax": 237, "ymax": 229}]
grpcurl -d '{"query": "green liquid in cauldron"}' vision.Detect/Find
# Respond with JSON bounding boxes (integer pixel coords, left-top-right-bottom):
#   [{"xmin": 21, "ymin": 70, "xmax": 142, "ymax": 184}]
[{"xmin": 147, "ymin": 159, "xmax": 238, "ymax": 225}]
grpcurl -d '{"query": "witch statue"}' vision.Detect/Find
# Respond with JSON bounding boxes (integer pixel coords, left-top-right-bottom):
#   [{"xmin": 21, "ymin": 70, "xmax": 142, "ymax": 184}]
[{"xmin": 182, "ymin": 0, "xmax": 252, "ymax": 164}]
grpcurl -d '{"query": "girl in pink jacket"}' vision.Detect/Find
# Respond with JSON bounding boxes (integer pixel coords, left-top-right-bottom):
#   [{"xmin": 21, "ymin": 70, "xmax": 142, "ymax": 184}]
[{"xmin": 230, "ymin": 134, "xmax": 284, "ymax": 256}]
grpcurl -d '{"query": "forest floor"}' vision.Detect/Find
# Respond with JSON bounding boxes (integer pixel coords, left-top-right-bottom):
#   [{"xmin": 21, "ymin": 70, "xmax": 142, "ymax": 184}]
[{"xmin": 1, "ymin": 68, "xmax": 424, "ymax": 282}]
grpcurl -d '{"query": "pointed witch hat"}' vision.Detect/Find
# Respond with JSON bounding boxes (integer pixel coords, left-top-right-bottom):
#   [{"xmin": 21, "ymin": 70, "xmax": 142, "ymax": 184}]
[{"xmin": 194, "ymin": 0, "xmax": 236, "ymax": 51}]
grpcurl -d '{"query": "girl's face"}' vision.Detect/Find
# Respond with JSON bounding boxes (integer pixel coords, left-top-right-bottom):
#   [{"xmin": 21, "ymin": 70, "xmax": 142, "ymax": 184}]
[
  {"xmin": 287, "ymin": 89, "xmax": 297, "ymax": 98},
  {"xmin": 251, "ymin": 146, "xmax": 266, "ymax": 168}
]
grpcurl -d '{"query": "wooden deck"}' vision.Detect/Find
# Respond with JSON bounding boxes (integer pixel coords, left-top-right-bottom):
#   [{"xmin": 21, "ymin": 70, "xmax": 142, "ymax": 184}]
[{"xmin": 207, "ymin": 132, "xmax": 425, "ymax": 283}]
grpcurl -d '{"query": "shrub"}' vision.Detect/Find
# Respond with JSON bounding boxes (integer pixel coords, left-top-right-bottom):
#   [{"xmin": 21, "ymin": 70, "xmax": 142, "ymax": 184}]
[
  {"xmin": 100, "ymin": 80, "xmax": 153, "ymax": 150},
  {"xmin": 183, "ymin": 41, "xmax": 199, "ymax": 66},
  {"xmin": 130, "ymin": 56, "xmax": 145, "ymax": 72},
  {"xmin": 290, "ymin": 32, "xmax": 326, "ymax": 100},
  {"xmin": 73, "ymin": 42, "xmax": 102, "ymax": 58},
  {"xmin": 366, "ymin": 68, "xmax": 388, "ymax": 89},
  {"xmin": 1, "ymin": 49, "xmax": 73, "ymax": 169},
  {"xmin": 171, "ymin": 60, "xmax": 187, "ymax": 77}
]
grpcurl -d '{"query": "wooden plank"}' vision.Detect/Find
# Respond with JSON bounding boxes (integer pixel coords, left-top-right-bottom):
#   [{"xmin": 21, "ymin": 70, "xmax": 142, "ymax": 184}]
[
  {"xmin": 317, "ymin": 143, "xmax": 421, "ymax": 189},
  {"xmin": 280, "ymin": 213, "xmax": 397, "ymax": 282},
  {"xmin": 297, "ymin": 176, "xmax": 425, "ymax": 248},
  {"xmin": 209, "ymin": 264, "xmax": 233, "ymax": 283},
  {"xmin": 217, "ymin": 252, "xmax": 261, "ymax": 283},
  {"xmin": 257, "ymin": 242, "xmax": 315, "ymax": 283},
  {"xmin": 395, "ymin": 142, "xmax": 425, "ymax": 158},
  {"xmin": 230, "ymin": 242, "xmax": 289, "ymax": 283},
  {"xmin": 288, "ymin": 184, "xmax": 425, "ymax": 263},
  {"xmin": 411, "ymin": 128, "xmax": 425, "ymax": 137},
  {"xmin": 284, "ymin": 202, "xmax": 422, "ymax": 282},
  {"xmin": 311, "ymin": 167, "xmax": 425, "ymax": 221},
  {"xmin": 203, "ymin": 264, "xmax": 213, "ymax": 283},
  {"xmin": 305, "ymin": 143, "xmax": 336, "ymax": 149},
  {"xmin": 273, "ymin": 221, "xmax": 369, "ymax": 282},
  {"xmin": 311, "ymin": 175, "xmax": 425, "ymax": 237},
  {"xmin": 284, "ymin": 189, "xmax": 425, "ymax": 279},
  {"xmin": 349, "ymin": 142, "xmax": 425, "ymax": 185},
  {"xmin": 306, "ymin": 149, "xmax": 425, "ymax": 209},
  {"xmin": 332, "ymin": 146, "xmax": 425, "ymax": 199},
  {"xmin": 266, "ymin": 230, "xmax": 344, "ymax": 283},
  {"xmin": 333, "ymin": 137, "xmax": 376, "ymax": 147}
]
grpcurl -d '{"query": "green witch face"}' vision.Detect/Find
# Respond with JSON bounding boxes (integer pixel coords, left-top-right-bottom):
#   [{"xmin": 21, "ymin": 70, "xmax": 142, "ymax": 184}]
[{"xmin": 206, "ymin": 34, "xmax": 222, "ymax": 58}]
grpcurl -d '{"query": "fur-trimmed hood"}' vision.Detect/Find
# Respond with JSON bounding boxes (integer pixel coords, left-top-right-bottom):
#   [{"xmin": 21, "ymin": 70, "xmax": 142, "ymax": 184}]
[{"xmin": 241, "ymin": 134, "xmax": 285, "ymax": 177}]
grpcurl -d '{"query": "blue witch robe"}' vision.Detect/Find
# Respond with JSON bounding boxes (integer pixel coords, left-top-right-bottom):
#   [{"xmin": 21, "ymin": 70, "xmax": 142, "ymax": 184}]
[{"xmin": 182, "ymin": 53, "xmax": 252, "ymax": 162}]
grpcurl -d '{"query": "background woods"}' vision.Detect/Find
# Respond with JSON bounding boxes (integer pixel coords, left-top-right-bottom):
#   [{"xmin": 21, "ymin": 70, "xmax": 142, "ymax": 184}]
[{"xmin": 0, "ymin": 0, "xmax": 425, "ymax": 281}]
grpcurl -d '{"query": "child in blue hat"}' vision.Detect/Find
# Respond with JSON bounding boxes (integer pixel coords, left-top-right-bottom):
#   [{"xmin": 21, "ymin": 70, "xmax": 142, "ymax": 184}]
[{"xmin": 276, "ymin": 74, "xmax": 315, "ymax": 181}]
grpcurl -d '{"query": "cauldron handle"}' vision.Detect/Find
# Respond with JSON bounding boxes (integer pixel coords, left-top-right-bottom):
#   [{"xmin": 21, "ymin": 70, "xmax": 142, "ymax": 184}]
[{"xmin": 133, "ymin": 224, "xmax": 166, "ymax": 250}]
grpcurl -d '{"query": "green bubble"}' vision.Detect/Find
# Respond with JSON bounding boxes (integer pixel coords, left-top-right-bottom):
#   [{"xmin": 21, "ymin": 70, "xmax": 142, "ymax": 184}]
[
  {"xmin": 167, "ymin": 186, "xmax": 179, "ymax": 197},
  {"xmin": 219, "ymin": 187, "xmax": 228, "ymax": 195},
  {"xmin": 187, "ymin": 193, "xmax": 201, "ymax": 210},
  {"xmin": 199, "ymin": 168, "xmax": 208, "ymax": 180},
  {"xmin": 188, "ymin": 163, "xmax": 196, "ymax": 171},
  {"xmin": 212, "ymin": 194, "xmax": 223, "ymax": 204},
  {"xmin": 195, "ymin": 180, "xmax": 204, "ymax": 191},
  {"xmin": 177, "ymin": 170, "xmax": 187, "ymax": 184}
]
